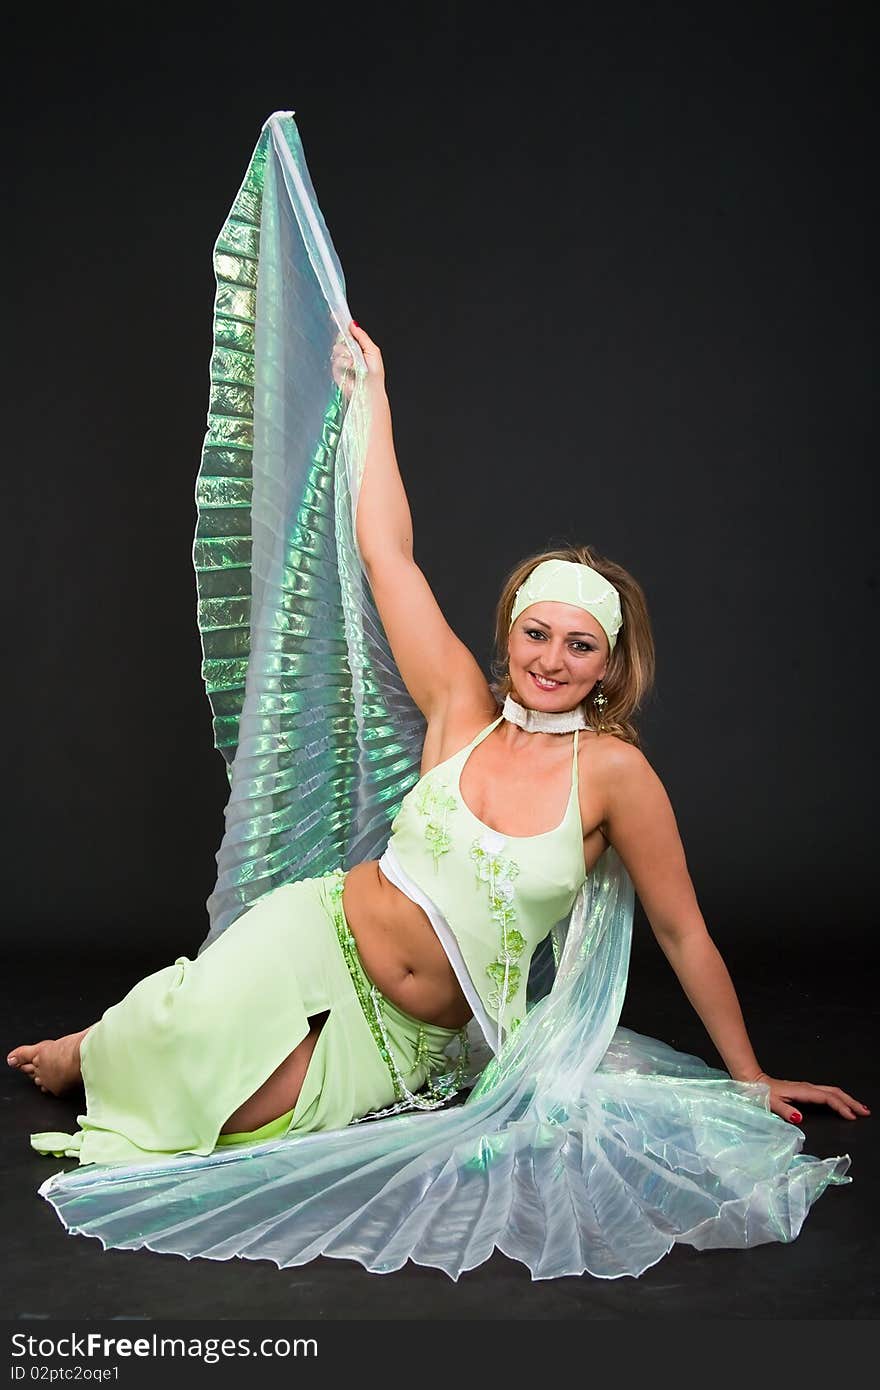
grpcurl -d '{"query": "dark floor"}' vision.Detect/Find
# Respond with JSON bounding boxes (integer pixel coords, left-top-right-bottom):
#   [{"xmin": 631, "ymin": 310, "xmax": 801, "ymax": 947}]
[{"xmin": 2, "ymin": 931, "xmax": 876, "ymax": 1320}]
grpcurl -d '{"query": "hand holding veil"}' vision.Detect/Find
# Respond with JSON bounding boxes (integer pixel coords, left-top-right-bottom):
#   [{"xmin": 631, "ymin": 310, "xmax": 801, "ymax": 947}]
[{"xmin": 36, "ymin": 114, "xmax": 850, "ymax": 1280}]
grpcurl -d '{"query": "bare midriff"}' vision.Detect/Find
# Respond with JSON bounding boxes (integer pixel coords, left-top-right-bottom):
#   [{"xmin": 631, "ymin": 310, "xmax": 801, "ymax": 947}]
[
  {"xmin": 341, "ymin": 860, "xmax": 473, "ymax": 1030},
  {"xmin": 336, "ymin": 708, "xmax": 609, "ymax": 1033}
]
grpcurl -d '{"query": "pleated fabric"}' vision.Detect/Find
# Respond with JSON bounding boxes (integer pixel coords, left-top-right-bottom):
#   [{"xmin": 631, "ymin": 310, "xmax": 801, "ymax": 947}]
[{"xmin": 36, "ymin": 111, "xmax": 851, "ymax": 1280}]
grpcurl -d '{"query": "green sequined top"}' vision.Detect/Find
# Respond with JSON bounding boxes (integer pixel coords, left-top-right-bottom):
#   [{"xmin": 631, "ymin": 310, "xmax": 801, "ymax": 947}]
[{"xmin": 378, "ymin": 714, "xmax": 588, "ymax": 1054}]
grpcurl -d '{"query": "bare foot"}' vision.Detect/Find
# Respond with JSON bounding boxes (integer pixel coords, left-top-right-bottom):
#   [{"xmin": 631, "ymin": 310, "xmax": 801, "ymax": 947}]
[{"xmin": 7, "ymin": 1029, "xmax": 90, "ymax": 1096}]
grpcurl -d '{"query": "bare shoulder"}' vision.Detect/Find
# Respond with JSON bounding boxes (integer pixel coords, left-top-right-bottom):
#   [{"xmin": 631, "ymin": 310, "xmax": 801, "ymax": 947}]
[
  {"xmin": 582, "ymin": 732, "xmax": 660, "ymax": 795},
  {"xmin": 575, "ymin": 733, "xmax": 681, "ymax": 877}
]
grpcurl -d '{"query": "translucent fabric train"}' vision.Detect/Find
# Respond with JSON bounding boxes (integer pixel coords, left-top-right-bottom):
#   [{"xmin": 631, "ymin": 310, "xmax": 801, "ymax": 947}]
[{"xmin": 35, "ymin": 112, "xmax": 851, "ymax": 1281}]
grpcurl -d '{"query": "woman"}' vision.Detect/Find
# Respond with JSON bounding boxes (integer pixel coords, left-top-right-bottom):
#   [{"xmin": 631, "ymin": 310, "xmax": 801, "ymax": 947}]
[
  {"xmin": 6, "ymin": 114, "xmax": 866, "ymax": 1280},
  {"xmin": 7, "ymin": 317, "xmax": 869, "ymax": 1137}
]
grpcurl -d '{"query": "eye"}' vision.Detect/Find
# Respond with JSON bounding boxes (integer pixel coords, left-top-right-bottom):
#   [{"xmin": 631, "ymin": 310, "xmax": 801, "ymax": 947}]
[{"xmin": 524, "ymin": 628, "xmax": 594, "ymax": 654}]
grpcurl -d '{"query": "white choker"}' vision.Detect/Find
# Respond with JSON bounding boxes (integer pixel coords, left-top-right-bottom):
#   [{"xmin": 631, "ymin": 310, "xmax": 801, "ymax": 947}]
[{"xmin": 501, "ymin": 692, "xmax": 588, "ymax": 733}]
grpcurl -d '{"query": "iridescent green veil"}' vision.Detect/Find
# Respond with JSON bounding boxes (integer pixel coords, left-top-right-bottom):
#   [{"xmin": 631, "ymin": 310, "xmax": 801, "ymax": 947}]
[
  {"xmin": 37, "ymin": 114, "xmax": 850, "ymax": 1279},
  {"xmin": 193, "ymin": 113, "xmax": 424, "ymax": 933}
]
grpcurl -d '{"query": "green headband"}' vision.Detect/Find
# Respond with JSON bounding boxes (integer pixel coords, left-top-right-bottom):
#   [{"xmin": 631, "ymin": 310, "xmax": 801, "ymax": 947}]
[{"xmin": 509, "ymin": 559, "xmax": 623, "ymax": 653}]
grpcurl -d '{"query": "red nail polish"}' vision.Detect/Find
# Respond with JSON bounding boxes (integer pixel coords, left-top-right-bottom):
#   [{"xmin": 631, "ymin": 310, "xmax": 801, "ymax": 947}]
[
  {"xmin": 790, "ymin": 1111, "xmax": 802, "ymax": 1123},
  {"xmin": 351, "ymin": 320, "xmax": 359, "ymax": 327}
]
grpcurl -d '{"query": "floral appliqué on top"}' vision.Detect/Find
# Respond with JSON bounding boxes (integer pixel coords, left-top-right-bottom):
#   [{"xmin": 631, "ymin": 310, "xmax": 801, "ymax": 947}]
[
  {"xmin": 415, "ymin": 779, "xmax": 459, "ymax": 867},
  {"xmin": 470, "ymin": 832, "xmax": 524, "ymax": 1037}
]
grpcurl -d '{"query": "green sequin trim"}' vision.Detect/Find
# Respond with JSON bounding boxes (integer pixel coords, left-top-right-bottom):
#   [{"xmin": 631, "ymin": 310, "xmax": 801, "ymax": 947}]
[
  {"xmin": 325, "ymin": 869, "xmax": 470, "ymax": 1119},
  {"xmin": 415, "ymin": 781, "xmax": 459, "ymax": 867},
  {"xmin": 469, "ymin": 841, "xmax": 524, "ymax": 1037}
]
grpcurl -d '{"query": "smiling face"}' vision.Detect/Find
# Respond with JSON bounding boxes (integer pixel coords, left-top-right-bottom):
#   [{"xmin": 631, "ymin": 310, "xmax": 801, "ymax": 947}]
[{"xmin": 507, "ymin": 601, "xmax": 609, "ymax": 710}]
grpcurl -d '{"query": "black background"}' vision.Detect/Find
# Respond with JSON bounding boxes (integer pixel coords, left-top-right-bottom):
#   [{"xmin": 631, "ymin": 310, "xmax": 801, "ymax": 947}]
[
  {"xmin": 5, "ymin": 11, "xmax": 874, "ymax": 966},
  {"xmin": 1, "ymin": 6, "xmax": 876, "ymax": 1321}
]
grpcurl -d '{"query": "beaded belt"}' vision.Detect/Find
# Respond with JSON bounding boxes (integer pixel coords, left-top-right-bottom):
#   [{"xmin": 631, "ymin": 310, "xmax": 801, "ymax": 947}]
[{"xmin": 325, "ymin": 868, "xmax": 470, "ymax": 1120}]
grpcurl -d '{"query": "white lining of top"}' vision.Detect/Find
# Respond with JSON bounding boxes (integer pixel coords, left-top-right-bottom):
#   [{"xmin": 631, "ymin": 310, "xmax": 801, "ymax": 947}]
[{"xmin": 377, "ymin": 842, "xmax": 500, "ymax": 1055}]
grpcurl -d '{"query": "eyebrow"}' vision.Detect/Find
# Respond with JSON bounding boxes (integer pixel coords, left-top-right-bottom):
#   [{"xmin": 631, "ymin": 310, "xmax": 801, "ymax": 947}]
[{"xmin": 526, "ymin": 618, "xmax": 598, "ymax": 639}]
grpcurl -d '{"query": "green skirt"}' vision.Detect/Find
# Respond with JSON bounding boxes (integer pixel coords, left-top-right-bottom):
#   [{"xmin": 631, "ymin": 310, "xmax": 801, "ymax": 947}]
[{"xmin": 31, "ymin": 871, "xmax": 460, "ymax": 1166}]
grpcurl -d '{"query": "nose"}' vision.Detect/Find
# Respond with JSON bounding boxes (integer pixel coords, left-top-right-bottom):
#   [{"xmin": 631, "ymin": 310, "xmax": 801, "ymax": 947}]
[{"xmin": 536, "ymin": 642, "xmax": 566, "ymax": 674}]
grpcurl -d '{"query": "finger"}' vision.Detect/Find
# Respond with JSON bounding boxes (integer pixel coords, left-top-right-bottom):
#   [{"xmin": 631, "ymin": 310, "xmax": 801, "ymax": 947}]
[
  {"xmin": 770, "ymin": 1099, "xmax": 803, "ymax": 1125},
  {"xmin": 830, "ymin": 1099, "xmax": 860, "ymax": 1119},
  {"xmin": 821, "ymin": 1090, "xmax": 871, "ymax": 1118},
  {"xmin": 349, "ymin": 320, "xmax": 374, "ymax": 346},
  {"xmin": 781, "ymin": 1083, "xmax": 863, "ymax": 1120},
  {"xmin": 815, "ymin": 1085, "xmax": 871, "ymax": 1115}
]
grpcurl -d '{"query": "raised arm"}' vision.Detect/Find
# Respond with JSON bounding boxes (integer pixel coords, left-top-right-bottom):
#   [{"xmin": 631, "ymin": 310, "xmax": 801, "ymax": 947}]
[
  {"xmin": 600, "ymin": 740, "xmax": 870, "ymax": 1126},
  {"xmin": 332, "ymin": 322, "xmax": 492, "ymax": 723}
]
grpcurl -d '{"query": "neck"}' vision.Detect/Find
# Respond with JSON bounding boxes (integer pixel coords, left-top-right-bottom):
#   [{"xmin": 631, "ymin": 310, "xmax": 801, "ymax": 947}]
[{"xmin": 501, "ymin": 692, "xmax": 588, "ymax": 733}]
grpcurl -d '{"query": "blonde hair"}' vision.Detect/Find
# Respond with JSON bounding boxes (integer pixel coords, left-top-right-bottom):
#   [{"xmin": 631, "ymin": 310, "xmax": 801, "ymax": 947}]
[{"xmin": 489, "ymin": 544, "xmax": 655, "ymax": 747}]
